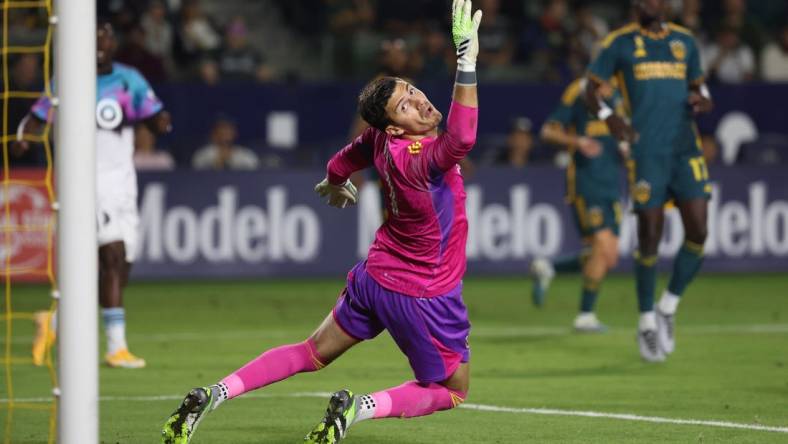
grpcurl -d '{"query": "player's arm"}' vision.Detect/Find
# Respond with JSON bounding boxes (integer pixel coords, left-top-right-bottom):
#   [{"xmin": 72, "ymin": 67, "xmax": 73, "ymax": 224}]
[
  {"xmin": 317, "ymin": 127, "xmax": 377, "ymax": 208},
  {"xmin": 429, "ymin": 0, "xmax": 482, "ymax": 173},
  {"xmin": 11, "ymin": 93, "xmax": 53, "ymax": 157},
  {"xmin": 10, "ymin": 114, "xmax": 46, "ymax": 157},
  {"xmin": 451, "ymin": 0, "xmax": 481, "ymax": 108},
  {"xmin": 585, "ymin": 77, "xmax": 637, "ymax": 146},
  {"xmin": 584, "ymin": 35, "xmax": 637, "ymax": 146},
  {"xmin": 542, "ymin": 82, "xmax": 601, "ymax": 158},
  {"xmin": 541, "ymin": 122, "xmax": 601, "ymax": 158},
  {"xmin": 141, "ymin": 110, "xmax": 172, "ymax": 135},
  {"xmin": 129, "ymin": 69, "xmax": 172, "ymax": 135},
  {"xmin": 686, "ymin": 37, "xmax": 713, "ymax": 115}
]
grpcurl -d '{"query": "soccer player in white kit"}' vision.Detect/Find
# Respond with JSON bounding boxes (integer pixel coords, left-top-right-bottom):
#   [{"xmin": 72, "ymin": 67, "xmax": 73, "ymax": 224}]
[{"xmin": 15, "ymin": 21, "xmax": 172, "ymax": 368}]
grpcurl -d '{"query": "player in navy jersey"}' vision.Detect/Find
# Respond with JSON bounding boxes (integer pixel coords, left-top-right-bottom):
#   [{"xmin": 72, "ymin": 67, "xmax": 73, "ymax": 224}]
[{"xmin": 585, "ymin": 0, "xmax": 713, "ymax": 361}]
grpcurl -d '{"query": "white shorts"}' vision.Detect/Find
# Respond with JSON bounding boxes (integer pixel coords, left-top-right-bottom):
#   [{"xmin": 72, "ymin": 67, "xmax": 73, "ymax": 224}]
[{"xmin": 96, "ymin": 197, "xmax": 139, "ymax": 263}]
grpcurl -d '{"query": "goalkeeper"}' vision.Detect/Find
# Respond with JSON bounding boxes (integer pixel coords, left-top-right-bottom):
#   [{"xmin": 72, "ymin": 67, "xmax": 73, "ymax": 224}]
[{"xmin": 162, "ymin": 1, "xmax": 481, "ymax": 443}]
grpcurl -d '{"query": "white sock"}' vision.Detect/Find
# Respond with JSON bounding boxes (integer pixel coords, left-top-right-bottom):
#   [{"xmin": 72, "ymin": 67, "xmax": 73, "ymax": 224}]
[
  {"xmin": 210, "ymin": 382, "xmax": 229, "ymax": 411},
  {"xmin": 658, "ymin": 290, "xmax": 681, "ymax": 315},
  {"xmin": 102, "ymin": 307, "xmax": 128, "ymax": 355},
  {"xmin": 575, "ymin": 312, "xmax": 597, "ymax": 323},
  {"xmin": 352, "ymin": 394, "xmax": 376, "ymax": 424},
  {"xmin": 639, "ymin": 311, "xmax": 656, "ymax": 331}
]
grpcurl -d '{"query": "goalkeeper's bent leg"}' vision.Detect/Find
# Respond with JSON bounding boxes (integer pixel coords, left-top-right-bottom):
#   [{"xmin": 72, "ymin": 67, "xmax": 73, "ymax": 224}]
[
  {"xmin": 356, "ymin": 381, "xmax": 466, "ymax": 421},
  {"xmin": 216, "ymin": 338, "xmax": 326, "ymax": 406}
]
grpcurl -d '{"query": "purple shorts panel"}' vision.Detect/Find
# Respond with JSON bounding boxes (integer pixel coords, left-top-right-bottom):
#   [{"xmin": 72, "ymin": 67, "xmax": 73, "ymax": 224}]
[{"xmin": 332, "ymin": 261, "xmax": 471, "ymax": 383}]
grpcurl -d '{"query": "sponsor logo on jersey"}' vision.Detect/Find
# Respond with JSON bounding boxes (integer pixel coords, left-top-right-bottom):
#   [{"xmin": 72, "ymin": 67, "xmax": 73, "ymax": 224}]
[
  {"xmin": 96, "ymin": 97, "xmax": 123, "ymax": 129},
  {"xmin": 633, "ymin": 62, "xmax": 687, "ymax": 80}
]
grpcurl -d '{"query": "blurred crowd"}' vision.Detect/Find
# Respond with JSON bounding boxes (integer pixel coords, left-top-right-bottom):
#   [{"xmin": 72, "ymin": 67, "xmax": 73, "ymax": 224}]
[
  {"xmin": 286, "ymin": 0, "xmax": 788, "ymax": 84},
  {"xmin": 4, "ymin": 0, "xmax": 786, "ymax": 84},
  {"xmin": 2, "ymin": 0, "xmax": 787, "ymax": 170}
]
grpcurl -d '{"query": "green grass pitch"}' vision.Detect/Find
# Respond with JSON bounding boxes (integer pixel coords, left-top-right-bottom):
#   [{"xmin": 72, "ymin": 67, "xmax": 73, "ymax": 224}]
[{"xmin": 2, "ymin": 273, "xmax": 787, "ymax": 443}]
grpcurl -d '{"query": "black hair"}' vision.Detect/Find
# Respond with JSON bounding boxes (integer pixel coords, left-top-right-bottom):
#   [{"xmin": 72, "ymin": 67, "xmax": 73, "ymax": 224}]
[{"xmin": 358, "ymin": 76, "xmax": 399, "ymax": 131}]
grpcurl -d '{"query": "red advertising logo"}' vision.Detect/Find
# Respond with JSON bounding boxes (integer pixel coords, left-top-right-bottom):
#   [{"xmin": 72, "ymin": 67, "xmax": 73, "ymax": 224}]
[{"xmin": 0, "ymin": 170, "xmax": 54, "ymax": 283}]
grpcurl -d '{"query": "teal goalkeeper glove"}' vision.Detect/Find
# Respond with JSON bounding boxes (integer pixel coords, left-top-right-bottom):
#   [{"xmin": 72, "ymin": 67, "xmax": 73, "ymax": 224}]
[
  {"xmin": 314, "ymin": 178, "xmax": 358, "ymax": 209},
  {"xmin": 451, "ymin": 0, "xmax": 483, "ymax": 72}
]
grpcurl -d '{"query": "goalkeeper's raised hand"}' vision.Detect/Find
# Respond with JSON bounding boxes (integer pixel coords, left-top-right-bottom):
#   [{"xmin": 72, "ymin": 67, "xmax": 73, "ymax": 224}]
[
  {"xmin": 314, "ymin": 178, "xmax": 358, "ymax": 209},
  {"xmin": 452, "ymin": 0, "xmax": 483, "ymax": 73}
]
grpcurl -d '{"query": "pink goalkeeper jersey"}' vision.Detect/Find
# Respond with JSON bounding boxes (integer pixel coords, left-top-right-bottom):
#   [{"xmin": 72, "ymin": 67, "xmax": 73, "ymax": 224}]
[{"xmin": 327, "ymin": 101, "xmax": 478, "ymax": 297}]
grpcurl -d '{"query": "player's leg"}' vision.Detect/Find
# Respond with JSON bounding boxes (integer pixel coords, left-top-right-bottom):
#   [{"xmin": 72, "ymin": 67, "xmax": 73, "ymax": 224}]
[
  {"xmin": 97, "ymin": 199, "xmax": 146, "ymax": 368},
  {"xmin": 99, "ymin": 241, "xmax": 145, "ymax": 368},
  {"xmin": 530, "ymin": 198, "xmax": 593, "ymax": 307},
  {"xmin": 634, "ymin": 207, "xmax": 665, "ymax": 361},
  {"xmin": 31, "ymin": 309, "xmax": 56, "ymax": 366},
  {"xmin": 162, "ymin": 312, "xmax": 360, "ymax": 444},
  {"xmin": 655, "ymin": 150, "xmax": 711, "ymax": 354},
  {"xmin": 164, "ymin": 263, "xmax": 374, "ymax": 444},
  {"xmin": 629, "ymin": 155, "xmax": 670, "ymax": 362},
  {"xmin": 575, "ymin": 228, "xmax": 619, "ymax": 333},
  {"xmin": 306, "ymin": 273, "xmax": 470, "ymax": 443},
  {"xmin": 656, "ymin": 198, "xmax": 708, "ymax": 354},
  {"xmin": 351, "ymin": 290, "xmax": 470, "ymax": 420},
  {"xmin": 530, "ymin": 250, "xmax": 590, "ymax": 307}
]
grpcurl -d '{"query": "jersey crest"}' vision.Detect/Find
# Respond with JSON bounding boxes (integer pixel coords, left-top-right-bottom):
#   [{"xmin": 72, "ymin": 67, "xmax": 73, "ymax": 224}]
[
  {"xmin": 407, "ymin": 141, "xmax": 423, "ymax": 155},
  {"xmin": 670, "ymin": 40, "xmax": 686, "ymax": 61},
  {"xmin": 633, "ymin": 179, "xmax": 652, "ymax": 204},
  {"xmin": 588, "ymin": 207, "xmax": 604, "ymax": 227}
]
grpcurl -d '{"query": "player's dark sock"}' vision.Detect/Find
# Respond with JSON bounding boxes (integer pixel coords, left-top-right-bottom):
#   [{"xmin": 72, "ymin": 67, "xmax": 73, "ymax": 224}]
[
  {"xmin": 667, "ymin": 240, "xmax": 704, "ymax": 297},
  {"xmin": 553, "ymin": 254, "xmax": 583, "ymax": 273},
  {"xmin": 580, "ymin": 277, "xmax": 601, "ymax": 313},
  {"xmin": 635, "ymin": 253, "xmax": 658, "ymax": 312}
]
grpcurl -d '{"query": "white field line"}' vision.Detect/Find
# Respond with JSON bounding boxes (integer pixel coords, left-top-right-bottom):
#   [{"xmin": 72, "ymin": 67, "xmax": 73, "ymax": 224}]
[
  {"xmin": 2, "ymin": 392, "xmax": 787, "ymax": 435},
  {"xmin": 130, "ymin": 323, "xmax": 788, "ymax": 341},
  {"xmin": 2, "ymin": 323, "xmax": 788, "ymax": 345}
]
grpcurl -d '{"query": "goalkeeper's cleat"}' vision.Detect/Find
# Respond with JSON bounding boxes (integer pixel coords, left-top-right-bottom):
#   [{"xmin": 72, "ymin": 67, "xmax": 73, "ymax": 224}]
[
  {"xmin": 32, "ymin": 310, "xmax": 56, "ymax": 366},
  {"xmin": 638, "ymin": 328, "xmax": 665, "ymax": 363},
  {"xmin": 655, "ymin": 308, "xmax": 676, "ymax": 355},
  {"xmin": 304, "ymin": 390, "xmax": 357, "ymax": 444},
  {"xmin": 161, "ymin": 387, "xmax": 215, "ymax": 444},
  {"xmin": 573, "ymin": 313, "xmax": 608, "ymax": 334},
  {"xmin": 105, "ymin": 348, "xmax": 146, "ymax": 369},
  {"xmin": 529, "ymin": 258, "xmax": 554, "ymax": 307}
]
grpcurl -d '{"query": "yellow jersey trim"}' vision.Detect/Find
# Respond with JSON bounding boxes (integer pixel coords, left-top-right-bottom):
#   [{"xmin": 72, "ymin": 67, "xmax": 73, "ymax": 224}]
[
  {"xmin": 561, "ymin": 79, "xmax": 584, "ymax": 106},
  {"xmin": 667, "ymin": 23, "xmax": 694, "ymax": 36},
  {"xmin": 600, "ymin": 23, "xmax": 639, "ymax": 49}
]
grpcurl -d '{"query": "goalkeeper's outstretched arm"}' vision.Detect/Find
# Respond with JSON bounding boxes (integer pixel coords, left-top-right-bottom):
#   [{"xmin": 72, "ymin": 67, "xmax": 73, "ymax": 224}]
[
  {"xmin": 451, "ymin": 0, "xmax": 481, "ymax": 108},
  {"xmin": 429, "ymin": 0, "xmax": 482, "ymax": 173}
]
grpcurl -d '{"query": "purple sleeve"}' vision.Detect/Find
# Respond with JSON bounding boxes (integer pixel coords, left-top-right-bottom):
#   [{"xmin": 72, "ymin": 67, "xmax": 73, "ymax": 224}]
[
  {"xmin": 326, "ymin": 127, "xmax": 377, "ymax": 185},
  {"xmin": 429, "ymin": 101, "xmax": 478, "ymax": 173},
  {"xmin": 31, "ymin": 96, "xmax": 53, "ymax": 123}
]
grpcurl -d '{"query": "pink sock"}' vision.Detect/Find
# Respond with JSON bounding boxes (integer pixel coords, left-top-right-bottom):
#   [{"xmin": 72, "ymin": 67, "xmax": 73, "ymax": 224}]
[
  {"xmin": 220, "ymin": 339, "xmax": 324, "ymax": 399},
  {"xmin": 371, "ymin": 381, "xmax": 466, "ymax": 419}
]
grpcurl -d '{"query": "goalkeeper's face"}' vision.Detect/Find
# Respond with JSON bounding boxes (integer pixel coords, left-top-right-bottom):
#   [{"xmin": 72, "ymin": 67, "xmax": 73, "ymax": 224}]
[{"xmin": 384, "ymin": 80, "xmax": 442, "ymax": 137}]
